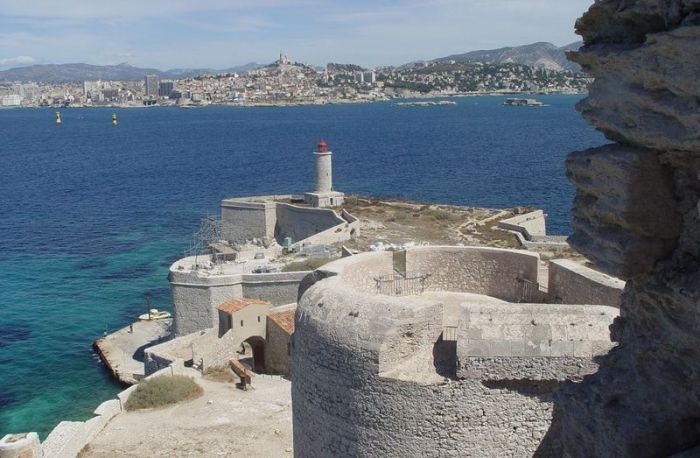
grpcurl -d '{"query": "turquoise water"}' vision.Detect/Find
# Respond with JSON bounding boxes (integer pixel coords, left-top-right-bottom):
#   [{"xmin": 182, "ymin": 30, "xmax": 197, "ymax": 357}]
[{"xmin": 0, "ymin": 95, "xmax": 606, "ymax": 437}]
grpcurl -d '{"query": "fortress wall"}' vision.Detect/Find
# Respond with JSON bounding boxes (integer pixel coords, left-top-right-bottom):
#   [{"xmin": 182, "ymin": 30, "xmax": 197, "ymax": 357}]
[
  {"xmin": 220, "ymin": 199, "xmax": 276, "ymax": 245},
  {"xmin": 144, "ymin": 330, "xmax": 202, "ymax": 376},
  {"xmin": 170, "ymin": 282, "xmax": 222, "ymax": 336},
  {"xmin": 170, "ymin": 269, "xmax": 307, "ymax": 336},
  {"xmin": 405, "ymin": 246, "xmax": 540, "ymax": 302},
  {"xmin": 40, "ymin": 365, "xmax": 201, "ymax": 458},
  {"xmin": 547, "ymin": 259, "xmax": 624, "ymax": 307},
  {"xmin": 40, "ymin": 400, "xmax": 121, "ymax": 458},
  {"xmin": 458, "ymin": 302, "xmax": 618, "ymax": 364},
  {"xmin": 275, "ymin": 203, "xmax": 345, "ymax": 244},
  {"xmin": 192, "ymin": 328, "xmax": 242, "ymax": 370},
  {"xmin": 497, "ymin": 209, "xmax": 547, "ymax": 238},
  {"xmin": 325, "ymin": 251, "xmax": 394, "ymax": 293},
  {"xmin": 266, "ymin": 318, "xmax": 293, "ymax": 375},
  {"xmin": 292, "ymin": 276, "xmax": 617, "ymax": 457}
]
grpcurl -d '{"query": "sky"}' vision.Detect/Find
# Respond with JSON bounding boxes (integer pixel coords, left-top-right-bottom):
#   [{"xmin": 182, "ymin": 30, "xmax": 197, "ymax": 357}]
[{"xmin": 0, "ymin": 0, "xmax": 594, "ymax": 71}]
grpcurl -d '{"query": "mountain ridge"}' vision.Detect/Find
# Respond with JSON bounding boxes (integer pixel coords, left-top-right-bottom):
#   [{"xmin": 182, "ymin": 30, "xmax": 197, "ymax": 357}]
[
  {"xmin": 430, "ymin": 41, "xmax": 582, "ymax": 72},
  {"xmin": 0, "ymin": 62, "xmax": 263, "ymax": 83},
  {"xmin": 0, "ymin": 41, "xmax": 584, "ymax": 82}
]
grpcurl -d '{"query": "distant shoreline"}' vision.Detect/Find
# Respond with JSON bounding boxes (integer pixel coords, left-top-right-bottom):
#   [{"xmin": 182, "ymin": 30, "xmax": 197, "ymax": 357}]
[{"xmin": 0, "ymin": 91, "xmax": 588, "ymax": 110}]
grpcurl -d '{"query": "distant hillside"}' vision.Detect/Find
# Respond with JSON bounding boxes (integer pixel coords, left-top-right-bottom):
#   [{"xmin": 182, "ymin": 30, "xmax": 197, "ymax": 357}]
[
  {"xmin": 0, "ymin": 62, "xmax": 263, "ymax": 83},
  {"xmin": 431, "ymin": 41, "xmax": 582, "ymax": 72},
  {"xmin": 326, "ymin": 63, "xmax": 368, "ymax": 73}
]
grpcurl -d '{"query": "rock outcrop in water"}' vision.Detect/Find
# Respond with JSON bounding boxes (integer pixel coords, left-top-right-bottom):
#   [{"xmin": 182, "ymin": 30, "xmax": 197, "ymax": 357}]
[{"xmin": 558, "ymin": 1, "xmax": 700, "ymax": 456}]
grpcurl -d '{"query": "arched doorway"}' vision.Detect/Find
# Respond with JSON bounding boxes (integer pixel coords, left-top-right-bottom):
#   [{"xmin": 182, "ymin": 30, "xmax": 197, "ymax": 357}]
[{"xmin": 242, "ymin": 336, "xmax": 266, "ymax": 373}]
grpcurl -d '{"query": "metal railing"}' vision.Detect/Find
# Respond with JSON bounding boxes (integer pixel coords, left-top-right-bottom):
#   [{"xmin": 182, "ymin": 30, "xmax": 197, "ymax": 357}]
[{"xmin": 374, "ymin": 273, "xmax": 431, "ymax": 296}]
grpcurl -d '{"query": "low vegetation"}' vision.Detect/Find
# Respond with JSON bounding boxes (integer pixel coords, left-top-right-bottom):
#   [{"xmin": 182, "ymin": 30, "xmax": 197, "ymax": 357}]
[
  {"xmin": 421, "ymin": 207, "xmax": 460, "ymax": 222},
  {"xmin": 203, "ymin": 366, "xmax": 235, "ymax": 383},
  {"xmin": 282, "ymin": 257, "xmax": 334, "ymax": 272},
  {"xmin": 124, "ymin": 375, "xmax": 202, "ymax": 411}
]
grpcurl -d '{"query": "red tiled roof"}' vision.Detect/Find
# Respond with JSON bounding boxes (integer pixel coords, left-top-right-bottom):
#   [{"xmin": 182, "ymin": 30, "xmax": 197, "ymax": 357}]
[
  {"xmin": 217, "ymin": 297, "xmax": 270, "ymax": 314},
  {"xmin": 267, "ymin": 308, "xmax": 296, "ymax": 334}
]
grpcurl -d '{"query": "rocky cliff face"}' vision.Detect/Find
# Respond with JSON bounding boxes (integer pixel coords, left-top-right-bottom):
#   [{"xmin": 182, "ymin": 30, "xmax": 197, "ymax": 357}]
[{"xmin": 557, "ymin": 1, "xmax": 700, "ymax": 456}]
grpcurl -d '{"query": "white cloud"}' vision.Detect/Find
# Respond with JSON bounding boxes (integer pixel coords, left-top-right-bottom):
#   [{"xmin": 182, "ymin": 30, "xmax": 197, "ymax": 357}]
[
  {"xmin": 0, "ymin": 1, "xmax": 595, "ymax": 69},
  {"xmin": 0, "ymin": 55, "xmax": 36, "ymax": 67}
]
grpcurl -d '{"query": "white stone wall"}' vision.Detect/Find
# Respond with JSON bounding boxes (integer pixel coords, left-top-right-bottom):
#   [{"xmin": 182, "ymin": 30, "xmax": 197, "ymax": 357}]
[
  {"xmin": 275, "ymin": 204, "xmax": 346, "ymax": 244},
  {"xmin": 293, "ymin": 249, "xmax": 618, "ymax": 457},
  {"xmin": 266, "ymin": 320, "xmax": 292, "ymax": 375},
  {"xmin": 219, "ymin": 197, "xmax": 356, "ymax": 247},
  {"xmin": 497, "ymin": 210, "xmax": 547, "ymax": 238},
  {"xmin": 322, "ymin": 250, "xmax": 394, "ymax": 293},
  {"xmin": 547, "ymin": 259, "xmax": 625, "ymax": 307},
  {"xmin": 220, "ymin": 199, "xmax": 276, "ymax": 245},
  {"xmin": 405, "ymin": 246, "xmax": 540, "ymax": 302},
  {"xmin": 40, "ymin": 399, "xmax": 121, "ymax": 458},
  {"xmin": 169, "ymin": 268, "xmax": 306, "ymax": 336}
]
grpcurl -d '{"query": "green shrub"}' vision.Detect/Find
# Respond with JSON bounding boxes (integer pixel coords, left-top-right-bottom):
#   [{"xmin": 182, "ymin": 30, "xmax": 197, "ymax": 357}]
[
  {"xmin": 282, "ymin": 257, "xmax": 334, "ymax": 272},
  {"xmin": 423, "ymin": 208, "xmax": 459, "ymax": 221},
  {"xmin": 388, "ymin": 211, "xmax": 409, "ymax": 222},
  {"xmin": 124, "ymin": 375, "xmax": 202, "ymax": 411}
]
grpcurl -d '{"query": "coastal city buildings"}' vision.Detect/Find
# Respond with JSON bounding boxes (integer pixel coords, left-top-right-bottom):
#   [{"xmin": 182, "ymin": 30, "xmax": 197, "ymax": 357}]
[
  {"xmin": 144, "ymin": 74, "xmax": 159, "ymax": 99},
  {"xmin": 0, "ymin": 53, "xmax": 591, "ymax": 109}
]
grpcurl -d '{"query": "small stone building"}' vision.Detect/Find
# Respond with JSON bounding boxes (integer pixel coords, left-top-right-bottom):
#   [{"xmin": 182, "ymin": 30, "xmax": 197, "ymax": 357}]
[
  {"xmin": 265, "ymin": 306, "xmax": 296, "ymax": 375},
  {"xmin": 217, "ymin": 298, "xmax": 272, "ymax": 338},
  {"xmin": 217, "ymin": 298, "xmax": 272, "ymax": 373},
  {"xmin": 214, "ymin": 297, "xmax": 295, "ymax": 376}
]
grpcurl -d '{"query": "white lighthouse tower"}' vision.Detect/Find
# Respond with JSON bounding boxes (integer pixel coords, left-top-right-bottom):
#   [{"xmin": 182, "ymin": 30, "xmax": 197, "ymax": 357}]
[{"xmin": 304, "ymin": 140, "xmax": 345, "ymax": 208}]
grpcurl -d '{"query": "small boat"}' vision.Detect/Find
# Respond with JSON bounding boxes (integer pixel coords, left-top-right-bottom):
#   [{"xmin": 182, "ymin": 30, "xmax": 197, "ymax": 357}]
[
  {"xmin": 112, "ymin": 113, "xmax": 117, "ymax": 126},
  {"xmin": 504, "ymin": 98, "xmax": 544, "ymax": 107},
  {"xmin": 139, "ymin": 308, "xmax": 172, "ymax": 321},
  {"xmin": 55, "ymin": 112, "xmax": 62, "ymax": 124}
]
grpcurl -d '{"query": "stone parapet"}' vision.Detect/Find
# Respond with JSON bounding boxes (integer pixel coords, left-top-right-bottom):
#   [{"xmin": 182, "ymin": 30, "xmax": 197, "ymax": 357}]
[
  {"xmin": 292, "ymin": 248, "xmax": 617, "ymax": 457},
  {"xmin": 547, "ymin": 259, "xmax": 625, "ymax": 307}
]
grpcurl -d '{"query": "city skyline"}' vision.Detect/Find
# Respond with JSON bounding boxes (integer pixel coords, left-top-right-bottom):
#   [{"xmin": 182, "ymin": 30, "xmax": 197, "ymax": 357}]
[{"xmin": 0, "ymin": 0, "xmax": 594, "ymax": 70}]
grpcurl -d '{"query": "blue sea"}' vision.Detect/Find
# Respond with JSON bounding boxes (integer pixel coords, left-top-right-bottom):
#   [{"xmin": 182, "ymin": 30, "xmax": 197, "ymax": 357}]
[{"xmin": 0, "ymin": 95, "xmax": 606, "ymax": 437}]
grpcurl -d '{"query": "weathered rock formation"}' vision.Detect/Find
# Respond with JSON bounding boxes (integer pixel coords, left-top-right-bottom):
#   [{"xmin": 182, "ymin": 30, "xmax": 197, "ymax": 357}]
[{"xmin": 557, "ymin": 1, "xmax": 700, "ymax": 456}]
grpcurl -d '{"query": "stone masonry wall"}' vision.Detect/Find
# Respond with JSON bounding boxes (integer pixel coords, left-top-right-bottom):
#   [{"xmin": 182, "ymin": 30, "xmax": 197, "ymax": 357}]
[
  {"xmin": 169, "ymin": 269, "xmax": 306, "ymax": 336},
  {"xmin": 293, "ymin": 251, "xmax": 617, "ymax": 457},
  {"xmin": 274, "ymin": 203, "xmax": 346, "ymax": 244},
  {"xmin": 405, "ymin": 246, "xmax": 540, "ymax": 302},
  {"xmin": 556, "ymin": 2, "xmax": 700, "ymax": 456},
  {"xmin": 497, "ymin": 209, "xmax": 547, "ymax": 238},
  {"xmin": 547, "ymin": 259, "xmax": 625, "ymax": 307},
  {"xmin": 220, "ymin": 199, "xmax": 277, "ymax": 245},
  {"xmin": 265, "ymin": 319, "xmax": 292, "ymax": 375}
]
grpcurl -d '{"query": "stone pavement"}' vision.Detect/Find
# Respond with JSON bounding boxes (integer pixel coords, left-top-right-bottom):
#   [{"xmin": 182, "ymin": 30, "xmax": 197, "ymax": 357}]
[{"xmin": 94, "ymin": 319, "xmax": 172, "ymax": 385}]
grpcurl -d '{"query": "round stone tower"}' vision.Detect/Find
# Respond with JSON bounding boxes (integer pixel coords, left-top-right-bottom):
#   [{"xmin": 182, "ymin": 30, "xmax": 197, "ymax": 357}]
[
  {"xmin": 314, "ymin": 140, "xmax": 332, "ymax": 193},
  {"xmin": 292, "ymin": 247, "xmax": 620, "ymax": 457}
]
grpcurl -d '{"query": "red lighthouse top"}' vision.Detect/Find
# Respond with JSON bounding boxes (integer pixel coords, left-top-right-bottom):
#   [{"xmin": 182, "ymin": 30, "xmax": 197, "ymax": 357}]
[{"xmin": 316, "ymin": 139, "xmax": 329, "ymax": 152}]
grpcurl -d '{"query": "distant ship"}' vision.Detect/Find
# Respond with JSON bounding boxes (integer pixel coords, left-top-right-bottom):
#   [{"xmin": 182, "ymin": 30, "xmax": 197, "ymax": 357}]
[
  {"xmin": 504, "ymin": 98, "xmax": 544, "ymax": 107},
  {"xmin": 396, "ymin": 100, "xmax": 457, "ymax": 107}
]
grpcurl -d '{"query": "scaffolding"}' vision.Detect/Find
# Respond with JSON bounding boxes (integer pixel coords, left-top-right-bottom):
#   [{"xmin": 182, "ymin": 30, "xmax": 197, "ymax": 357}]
[{"xmin": 184, "ymin": 216, "xmax": 221, "ymax": 268}]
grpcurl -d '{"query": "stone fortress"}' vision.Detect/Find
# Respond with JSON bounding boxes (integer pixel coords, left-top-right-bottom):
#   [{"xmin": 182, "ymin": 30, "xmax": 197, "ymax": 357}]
[
  {"xmin": 292, "ymin": 247, "xmax": 621, "ymax": 457},
  {"xmin": 291, "ymin": 1, "xmax": 700, "ymax": 457},
  {"xmin": 7, "ymin": 1, "xmax": 699, "ymax": 453},
  {"xmin": 169, "ymin": 140, "xmax": 357, "ymax": 337},
  {"xmin": 141, "ymin": 140, "xmax": 359, "ymax": 378}
]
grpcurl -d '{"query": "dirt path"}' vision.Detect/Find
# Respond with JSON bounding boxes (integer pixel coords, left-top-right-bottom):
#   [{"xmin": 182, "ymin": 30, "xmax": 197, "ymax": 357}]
[{"xmin": 82, "ymin": 376, "xmax": 292, "ymax": 457}]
